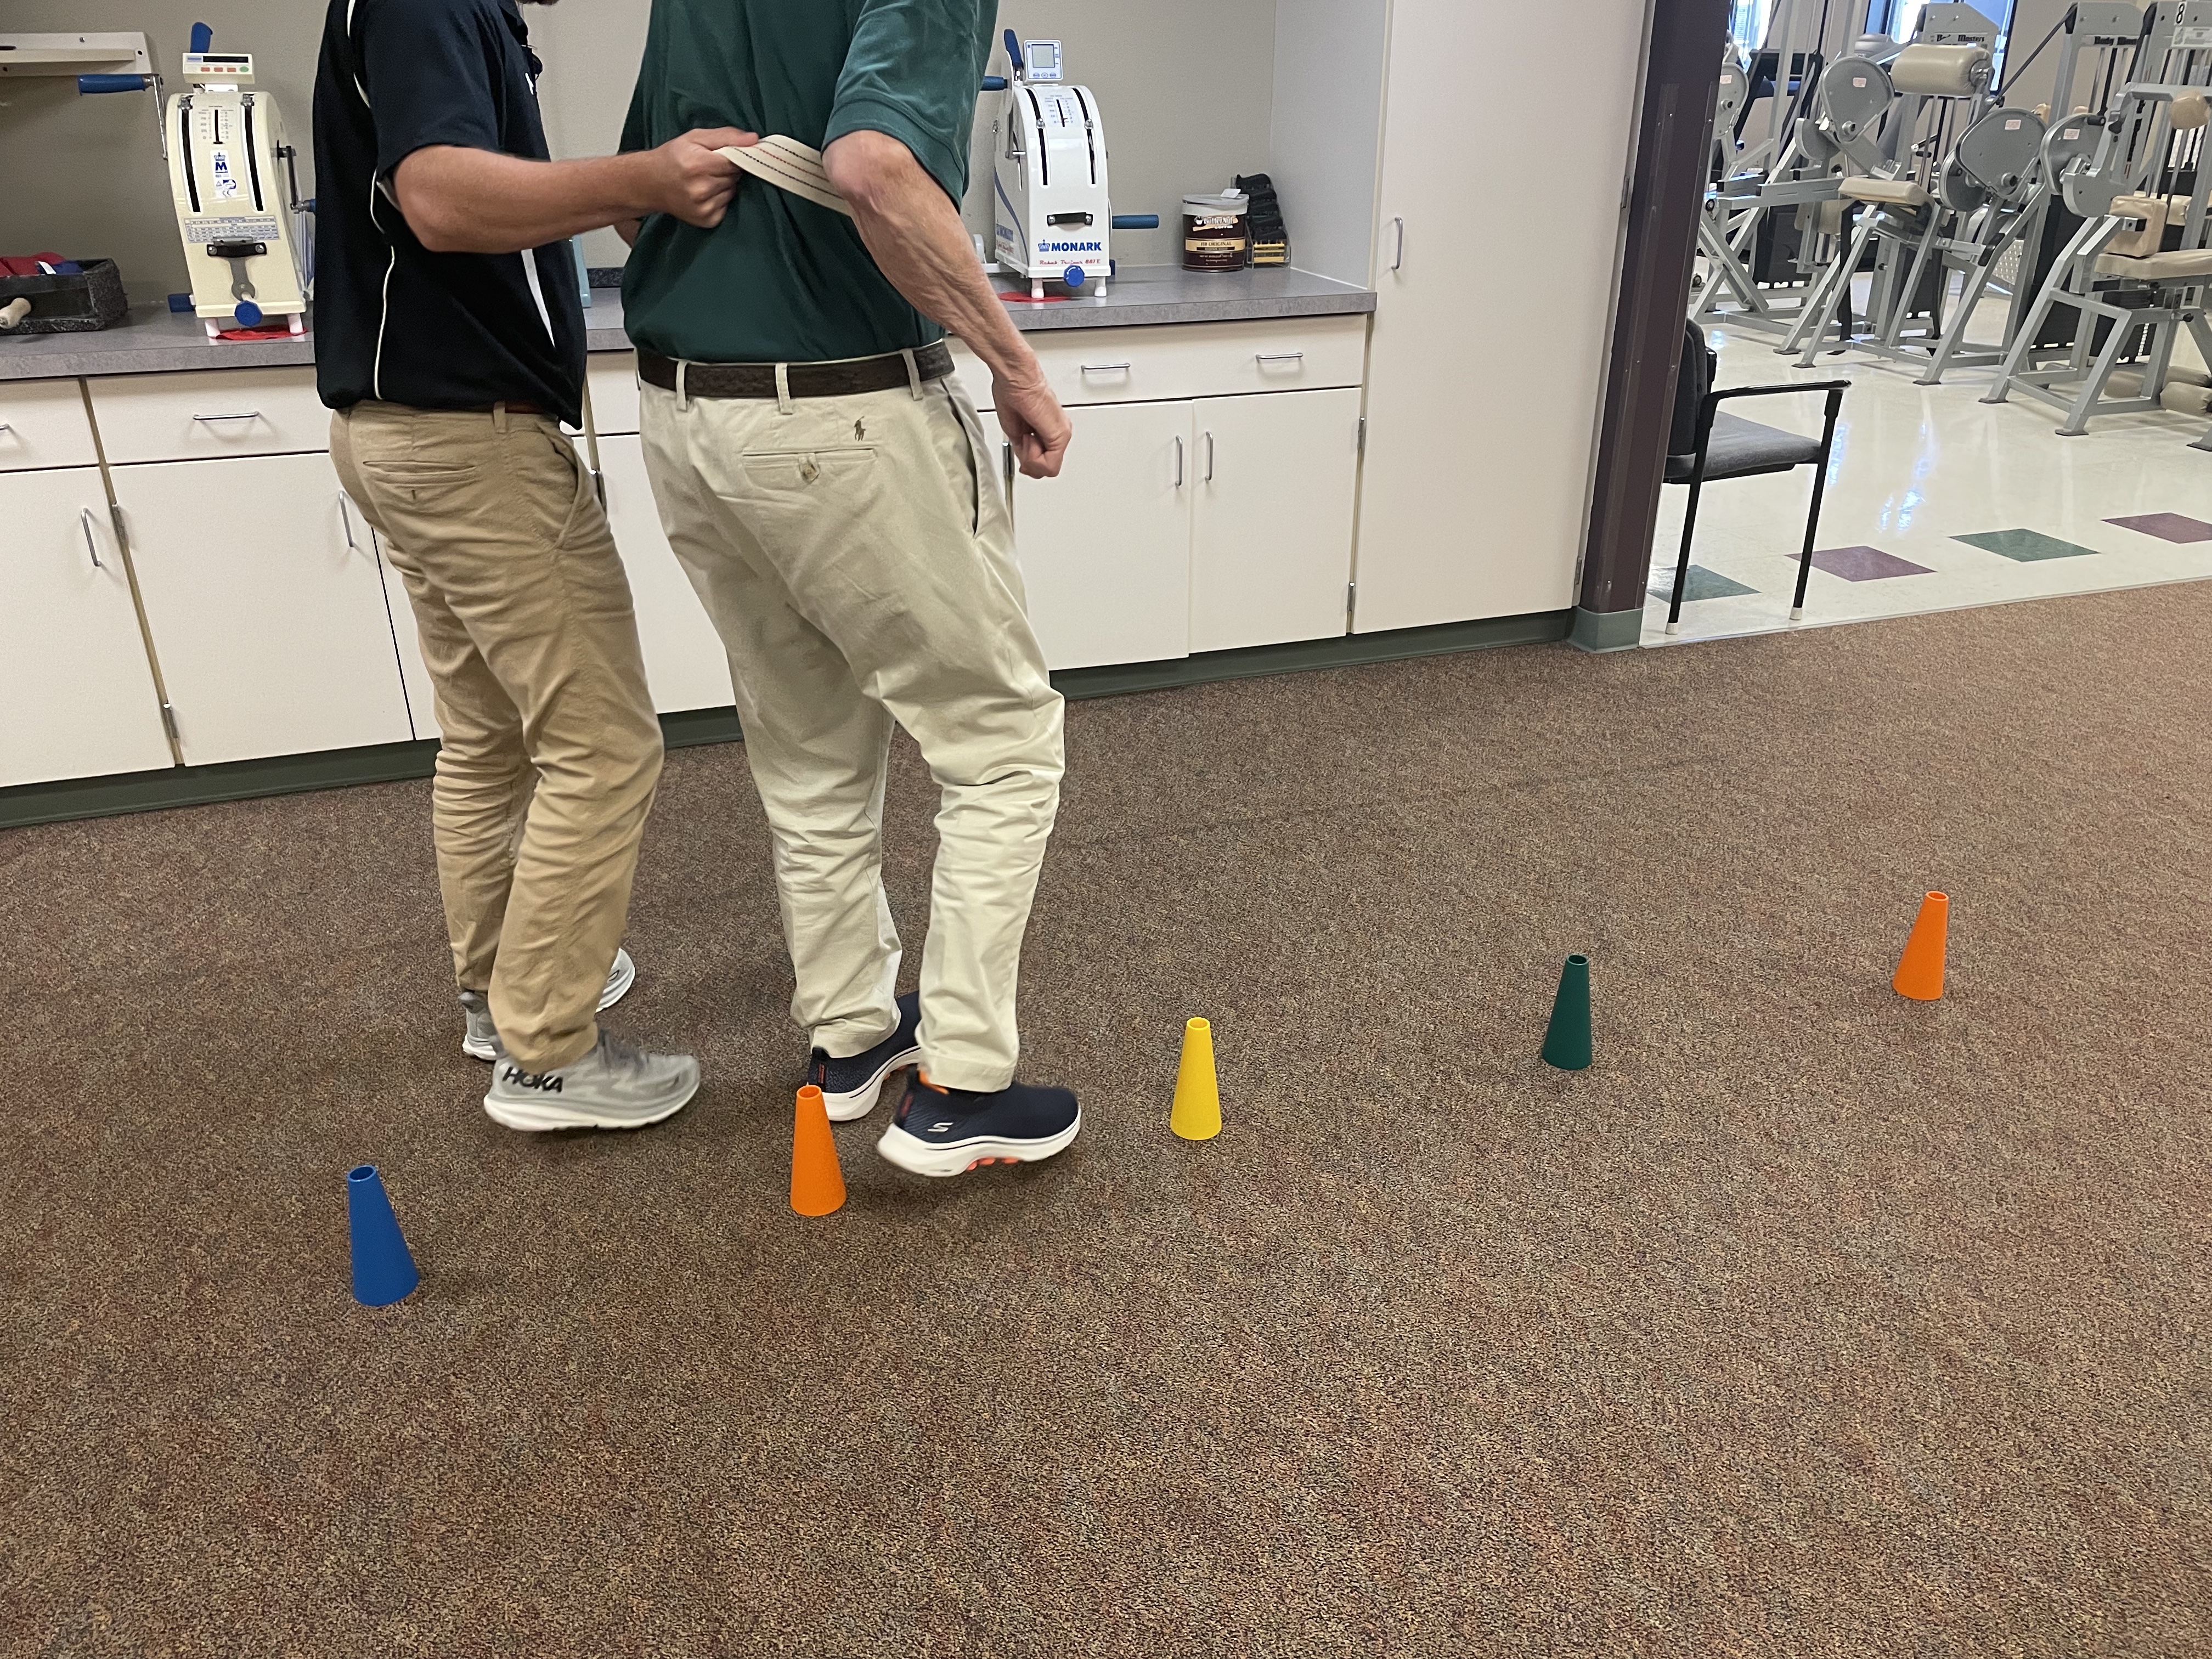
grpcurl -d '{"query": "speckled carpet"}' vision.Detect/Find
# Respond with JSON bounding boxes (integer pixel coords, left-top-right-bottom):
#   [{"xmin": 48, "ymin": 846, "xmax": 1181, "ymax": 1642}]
[{"xmin": 3, "ymin": 584, "xmax": 2208, "ymax": 1656}]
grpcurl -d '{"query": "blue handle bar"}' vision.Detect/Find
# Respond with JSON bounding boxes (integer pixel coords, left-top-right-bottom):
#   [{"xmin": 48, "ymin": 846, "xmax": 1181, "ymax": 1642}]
[
  {"xmin": 77, "ymin": 74, "xmax": 153, "ymax": 94},
  {"xmin": 981, "ymin": 75, "xmax": 1008, "ymax": 91},
  {"xmin": 189, "ymin": 21, "xmax": 215, "ymax": 54},
  {"xmin": 1111, "ymin": 215, "xmax": 1160, "ymax": 230},
  {"xmin": 1003, "ymin": 28, "xmax": 1022, "ymax": 71}
]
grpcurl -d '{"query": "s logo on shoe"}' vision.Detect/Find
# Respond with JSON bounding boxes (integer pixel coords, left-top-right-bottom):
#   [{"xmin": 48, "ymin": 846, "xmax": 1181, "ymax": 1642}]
[{"xmin": 501, "ymin": 1064, "xmax": 565, "ymax": 1093}]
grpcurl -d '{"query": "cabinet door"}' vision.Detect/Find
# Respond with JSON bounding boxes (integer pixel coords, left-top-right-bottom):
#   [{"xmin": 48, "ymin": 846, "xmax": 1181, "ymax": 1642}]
[
  {"xmin": 0, "ymin": 469, "xmax": 175, "ymax": 787},
  {"xmin": 1190, "ymin": 387, "xmax": 1361, "ymax": 653},
  {"xmin": 1011, "ymin": 400, "xmax": 1193, "ymax": 670},
  {"xmin": 595, "ymin": 433, "xmax": 735, "ymax": 713},
  {"xmin": 1352, "ymin": 0, "xmax": 1641, "ymax": 631},
  {"xmin": 114, "ymin": 454, "xmax": 414, "ymax": 765}
]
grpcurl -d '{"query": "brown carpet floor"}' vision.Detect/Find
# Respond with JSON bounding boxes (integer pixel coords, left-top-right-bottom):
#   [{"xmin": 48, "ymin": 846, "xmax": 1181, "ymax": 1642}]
[{"xmin": 4, "ymin": 585, "xmax": 2209, "ymax": 1657}]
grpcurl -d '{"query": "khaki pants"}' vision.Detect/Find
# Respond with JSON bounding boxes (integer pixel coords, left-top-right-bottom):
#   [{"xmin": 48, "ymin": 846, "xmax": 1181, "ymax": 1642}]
[
  {"xmin": 639, "ymin": 370, "xmax": 1063, "ymax": 1092},
  {"xmin": 331, "ymin": 402, "xmax": 664, "ymax": 1072}
]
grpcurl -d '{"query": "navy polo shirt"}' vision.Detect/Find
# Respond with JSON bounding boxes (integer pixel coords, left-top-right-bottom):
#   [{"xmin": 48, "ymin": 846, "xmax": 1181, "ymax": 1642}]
[{"xmin": 312, "ymin": 0, "xmax": 586, "ymax": 425}]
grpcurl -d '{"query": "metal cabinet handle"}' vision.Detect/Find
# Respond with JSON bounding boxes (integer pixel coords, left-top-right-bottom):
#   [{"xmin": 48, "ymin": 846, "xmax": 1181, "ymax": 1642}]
[
  {"xmin": 1002, "ymin": 440, "xmax": 1015, "ymax": 529},
  {"xmin": 1255, "ymin": 352, "xmax": 1306, "ymax": 364},
  {"xmin": 0, "ymin": 422, "xmax": 13, "ymax": 434},
  {"xmin": 190, "ymin": 411, "xmax": 262, "ymax": 424},
  {"xmin": 1080, "ymin": 362, "xmax": 1133, "ymax": 376},
  {"xmin": 1390, "ymin": 217, "xmax": 1406, "ymax": 272},
  {"xmin": 337, "ymin": 492, "xmax": 359, "ymax": 550},
  {"xmin": 80, "ymin": 506, "xmax": 104, "ymax": 569},
  {"xmin": 1173, "ymin": 434, "xmax": 1185, "ymax": 488},
  {"xmin": 1204, "ymin": 431, "xmax": 1216, "ymax": 483}
]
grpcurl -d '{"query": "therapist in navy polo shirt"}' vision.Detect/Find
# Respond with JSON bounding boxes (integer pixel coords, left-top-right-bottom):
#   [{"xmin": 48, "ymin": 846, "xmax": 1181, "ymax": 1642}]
[{"xmin": 314, "ymin": 0, "xmax": 747, "ymax": 1133}]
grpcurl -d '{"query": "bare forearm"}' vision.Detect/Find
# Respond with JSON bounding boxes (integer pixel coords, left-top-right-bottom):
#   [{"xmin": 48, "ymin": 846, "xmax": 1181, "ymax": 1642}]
[
  {"xmin": 396, "ymin": 148, "xmax": 666, "ymax": 253},
  {"xmin": 825, "ymin": 137, "xmax": 1039, "ymax": 383}
]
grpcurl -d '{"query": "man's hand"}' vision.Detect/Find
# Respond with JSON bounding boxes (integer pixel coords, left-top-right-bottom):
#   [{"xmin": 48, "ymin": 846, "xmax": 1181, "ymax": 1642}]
[
  {"xmin": 391, "ymin": 130, "xmax": 755, "ymax": 256},
  {"xmin": 993, "ymin": 369, "xmax": 1071, "ymax": 479},
  {"xmin": 643, "ymin": 128, "xmax": 756, "ymax": 229}
]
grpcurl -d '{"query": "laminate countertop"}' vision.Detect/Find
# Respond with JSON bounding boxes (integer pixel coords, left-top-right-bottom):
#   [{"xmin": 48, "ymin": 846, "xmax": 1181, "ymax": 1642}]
[{"xmin": 0, "ymin": 267, "xmax": 1375, "ymax": 382}]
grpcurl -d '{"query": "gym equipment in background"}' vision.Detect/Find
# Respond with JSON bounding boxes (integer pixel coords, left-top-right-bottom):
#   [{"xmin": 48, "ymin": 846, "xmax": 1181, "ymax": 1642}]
[{"xmin": 1985, "ymin": 74, "xmax": 2212, "ymax": 435}]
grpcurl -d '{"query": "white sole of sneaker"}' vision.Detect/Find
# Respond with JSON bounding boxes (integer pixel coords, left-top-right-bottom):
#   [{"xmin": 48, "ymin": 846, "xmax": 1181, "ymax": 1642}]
[
  {"xmin": 599, "ymin": 949, "xmax": 636, "ymax": 1012},
  {"xmin": 459, "ymin": 950, "xmax": 635, "ymax": 1063},
  {"xmin": 482, "ymin": 1074, "xmax": 699, "ymax": 1133},
  {"xmin": 875, "ymin": 1109, "xmax": 1082, "ymax": 1178},
  {"xmin": 821, "ymin": 1045, "xmax": 922, "ymax": 1123}
]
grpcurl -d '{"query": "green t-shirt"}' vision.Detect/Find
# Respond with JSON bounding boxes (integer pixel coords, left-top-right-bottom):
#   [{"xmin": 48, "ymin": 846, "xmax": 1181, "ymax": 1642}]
[{"xmin": 617, "ymin": 0, "xmax": 993, "ymax": 364}]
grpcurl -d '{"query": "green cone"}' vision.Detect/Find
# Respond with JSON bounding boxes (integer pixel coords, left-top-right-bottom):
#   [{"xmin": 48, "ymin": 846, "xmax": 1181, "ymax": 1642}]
[{"xmin": 1540, "ymin": 953, "xmax": 1593, "ymax": 1071}]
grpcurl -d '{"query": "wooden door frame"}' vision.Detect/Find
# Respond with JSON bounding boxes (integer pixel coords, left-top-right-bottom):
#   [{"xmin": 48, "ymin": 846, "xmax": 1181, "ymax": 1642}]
[{"xmin": 1572, "ymin": 0, "xmax": 1734, "ymax": 651}]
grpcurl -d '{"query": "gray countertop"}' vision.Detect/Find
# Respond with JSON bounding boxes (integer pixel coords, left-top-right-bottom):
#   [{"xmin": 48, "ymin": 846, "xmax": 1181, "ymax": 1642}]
[{"xmin": 0, "ymin": 266, "xmax": 1373, "ymax": 382}]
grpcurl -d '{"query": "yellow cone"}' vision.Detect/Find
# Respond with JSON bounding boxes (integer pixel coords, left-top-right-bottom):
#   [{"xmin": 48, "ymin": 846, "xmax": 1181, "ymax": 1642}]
[{"xmin": 1170, "ymin": 1017, "xmax": 1222, "ymax": 1141}]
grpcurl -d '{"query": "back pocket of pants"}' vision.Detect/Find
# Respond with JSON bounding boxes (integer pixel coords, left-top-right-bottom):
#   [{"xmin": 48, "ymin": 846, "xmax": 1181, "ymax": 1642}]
[{"xmin": 735, "ymin": 446, "xmax": 877, "ymax": 489}]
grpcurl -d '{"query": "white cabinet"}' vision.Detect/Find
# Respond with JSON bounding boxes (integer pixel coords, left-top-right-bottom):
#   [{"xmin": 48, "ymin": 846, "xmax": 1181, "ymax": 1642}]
[
  {"xmin": 596, "ymin": 433, "xmax": 735, "ymax": 713},
  {"xmin": 1012, "ymin": 389, "xmax": 1359, "ymax": 670},
  {"xmin": 112, "ymin": 453, "xmax": 415, "ymax": 764},
  {"xmin": 0, "ymin": 380, "xmax": 100, "ymax": 472},
  {"xmin": 1190, "ymin": 388, "xmax": 1362, "ymax": 653},
  {"xmin": 1013, "ymin": 399, "xmax": 1195, "ymax": 670},
  {"xmin": 1351, "ymin": 0, "xmax": 1642, "ymax": 632},
  {"xmin": 87, "ymin": 368, "xmax": 331, "ymax": 465},
  {"xmin": 0, "ymin": 467, "xmax": 174, "ymax": 787}
]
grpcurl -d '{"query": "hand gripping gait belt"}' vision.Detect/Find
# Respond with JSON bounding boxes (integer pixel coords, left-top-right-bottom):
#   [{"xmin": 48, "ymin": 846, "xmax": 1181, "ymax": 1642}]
[{"xmin": 717, "ymin": 137, "xmax": 853, "ymax": 217}]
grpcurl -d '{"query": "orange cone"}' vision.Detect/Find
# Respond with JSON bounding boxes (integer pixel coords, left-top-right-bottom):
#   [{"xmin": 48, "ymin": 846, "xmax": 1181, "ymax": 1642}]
[
  {"xmin": 790, "ymin": 1084, "xmax": 847, "ymax": 1216},
  {"xmin": 1892, "ymin": 890, "xmax": 1949, "ymax": 1001}
]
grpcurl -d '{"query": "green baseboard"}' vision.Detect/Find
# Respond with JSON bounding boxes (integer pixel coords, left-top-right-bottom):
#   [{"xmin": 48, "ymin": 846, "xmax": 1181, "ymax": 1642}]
[
  {"xmin": 1, "ymin": 609, "xmax": 1569, "ymax": 830},
  {"xmin": 1568, "ymin": 606, "xmax": 1645, "ymax": 653}
]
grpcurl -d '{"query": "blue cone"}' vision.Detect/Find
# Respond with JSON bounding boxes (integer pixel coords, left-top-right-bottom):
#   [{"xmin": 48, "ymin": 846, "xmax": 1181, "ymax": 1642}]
[{"xmin": 346, "ymin": 1164, "xmax": 419, "ymax": 1306}]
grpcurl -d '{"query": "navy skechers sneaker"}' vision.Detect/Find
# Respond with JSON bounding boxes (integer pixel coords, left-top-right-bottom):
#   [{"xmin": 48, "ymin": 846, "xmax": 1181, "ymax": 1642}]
[
  {"xmin": 807, "ymin": 990, "xmax": 922, "ymax": 1122},
  {"xmin": 876, "ymin": 1072, "xmax": 1082, "ymax": 1177}
]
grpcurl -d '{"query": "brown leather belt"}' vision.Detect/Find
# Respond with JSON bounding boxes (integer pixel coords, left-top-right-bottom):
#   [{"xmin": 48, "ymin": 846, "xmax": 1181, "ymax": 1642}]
[{"xmin": 637, "ymin": 341, "xmax": 953, "ymax": 401}]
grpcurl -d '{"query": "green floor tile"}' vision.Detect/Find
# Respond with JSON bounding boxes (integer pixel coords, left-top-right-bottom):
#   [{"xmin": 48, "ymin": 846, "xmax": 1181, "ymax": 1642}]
[
  {"xmin": 1953, "ymin": 528, "xmax": 2101, "ymax": 562},
  {"xmin": 1649, "ymin": 565, "xmax": 1759, "ymax": 603}
]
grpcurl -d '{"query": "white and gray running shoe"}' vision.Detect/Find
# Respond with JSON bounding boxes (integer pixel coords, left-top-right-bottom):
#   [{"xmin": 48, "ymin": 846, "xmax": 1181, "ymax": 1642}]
[
  {"xmin": 461, "ymin": 947, "xmax": 637, "ymax": 1060},
  {"xmin": 482, "ymin": 1032, "xmax": 701, "ymax": 1132}
]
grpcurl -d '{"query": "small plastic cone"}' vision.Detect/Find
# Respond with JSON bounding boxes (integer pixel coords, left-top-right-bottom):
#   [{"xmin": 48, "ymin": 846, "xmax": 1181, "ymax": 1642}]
[
  {"xmin": 790, "ymin": 1085, "xmax": 847, "ymax": 1216},
  {"xmin": 1170, "ymin": 1017, "xmax": 1222, "ymax": 1141},
  {"xmin": 1541, "ymin": 954, "xmax": 1594, "ymax": 1071},
  {"xmin": 1893, "ymin": 891, "xmax": 1949, "ymax": 1001},
  {"xmin": 346, "ymin": 1164, "xmax": 419, "ymax": 1307}
]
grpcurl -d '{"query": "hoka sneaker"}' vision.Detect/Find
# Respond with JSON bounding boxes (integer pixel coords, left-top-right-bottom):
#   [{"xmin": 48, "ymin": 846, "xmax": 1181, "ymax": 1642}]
[
  {"xmin": 482, "ymin": 1032, "xmax": 700, "ymax": 1132},
  {"xmin": 461, "ymin": 947, "xmax": 637, "ymax": 1060},
  {"xmin": 876, "ymin": 1073, "xmax": 1081, "ymax": 1177},
  {"xmin": 806, "ymin": 990, "xmax": 922, "ymax": 1122}
]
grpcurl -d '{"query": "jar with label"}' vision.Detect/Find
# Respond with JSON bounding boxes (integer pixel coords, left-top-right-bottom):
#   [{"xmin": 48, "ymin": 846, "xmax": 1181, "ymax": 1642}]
[{"xmin": 1182, "ymin": 193, "xmax": 1251, "ymax": 272}]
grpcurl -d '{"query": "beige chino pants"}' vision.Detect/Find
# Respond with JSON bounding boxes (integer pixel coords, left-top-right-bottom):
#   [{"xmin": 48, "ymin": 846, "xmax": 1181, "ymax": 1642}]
[
  {"xmin": 639, "ymin": 368, "xmax": 1063, "ymax": 1092},
  {"xmin": 332, "ymin": 403, "xmax": 664, "ymax": 1072}
]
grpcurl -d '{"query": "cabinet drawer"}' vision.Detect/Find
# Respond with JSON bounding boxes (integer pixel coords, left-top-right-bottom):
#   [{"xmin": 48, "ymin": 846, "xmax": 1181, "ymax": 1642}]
[
  {"xmin": 0, "ymin": 379, "xmax": 100, "ymax": 472},
  {"xmin": 1036, "ymin": 315, "xmax": 1367, "ymax": 407},
  {"xmin": 89, "ymin": 367, "xmax": 330, "ymax": 464}
]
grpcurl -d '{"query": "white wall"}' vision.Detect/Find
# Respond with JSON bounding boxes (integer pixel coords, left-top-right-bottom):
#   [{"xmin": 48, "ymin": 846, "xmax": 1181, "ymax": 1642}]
[{"xmin": 1268, "ymin": 0, "xmax": 1389, "ymax": 286}]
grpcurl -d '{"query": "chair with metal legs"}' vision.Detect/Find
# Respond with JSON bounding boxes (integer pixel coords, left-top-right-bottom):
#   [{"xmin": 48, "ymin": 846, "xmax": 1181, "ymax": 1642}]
[{"xmin": 1663, "ymin": 321, "xmax": 1849, "ymax": 636}]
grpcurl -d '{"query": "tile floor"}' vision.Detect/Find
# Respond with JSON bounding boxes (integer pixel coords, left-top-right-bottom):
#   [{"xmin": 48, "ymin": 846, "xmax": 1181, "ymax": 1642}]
[{"xmin": 1644, "ymin": 311, "xmax": 2212, "ymax": 646}]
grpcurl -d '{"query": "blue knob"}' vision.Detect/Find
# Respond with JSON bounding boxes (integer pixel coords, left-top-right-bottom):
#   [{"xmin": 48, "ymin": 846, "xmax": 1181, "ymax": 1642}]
[
  {"xmin": 233, "ymin": 299, "xmax": 263, "ymax": 327},
  {"xmin": 1063, "ymin": 264, "xmax": 1087, "ymax": 289}
]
